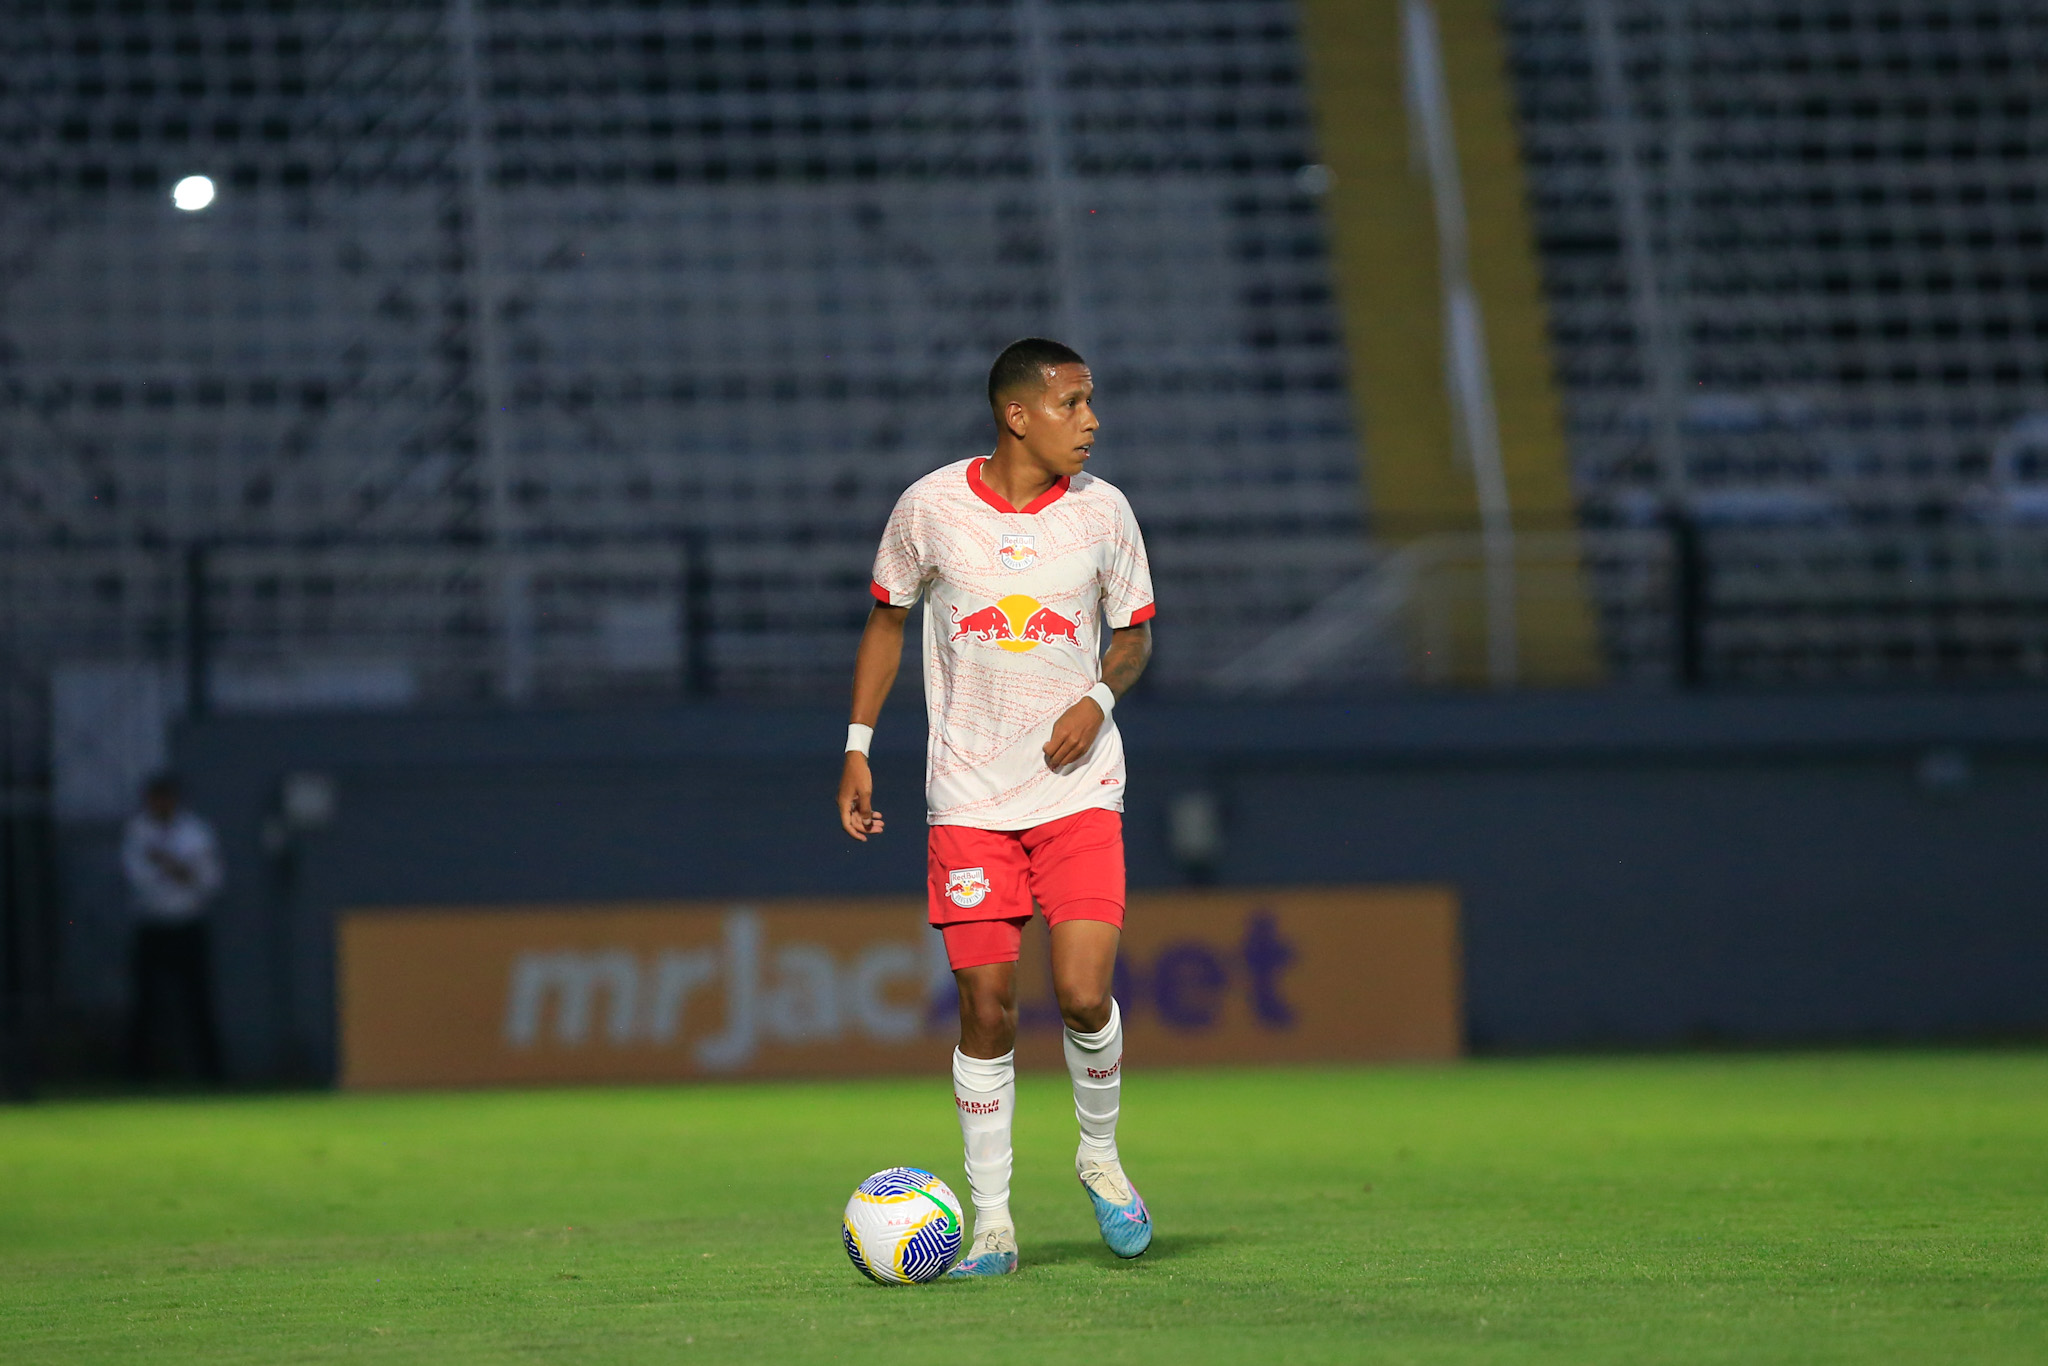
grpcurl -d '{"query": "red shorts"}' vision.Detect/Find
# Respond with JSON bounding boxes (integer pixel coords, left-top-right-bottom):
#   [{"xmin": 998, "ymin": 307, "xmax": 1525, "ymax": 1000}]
[{"xmin": 928, "ymin": 808, "xmax": 1126, "ymax": 971}]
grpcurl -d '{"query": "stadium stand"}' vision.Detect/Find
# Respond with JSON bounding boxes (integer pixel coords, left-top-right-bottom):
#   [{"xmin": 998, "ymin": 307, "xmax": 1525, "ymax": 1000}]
[
  {"xmin": 2, "ymin": 0, "xmax": 2046, "ymax": 750},
  {"xmin": 0, "ymin": 0, "xmax": 1359, "ymax": 734},
  {"xmin": 1506, "ymin": 0, "xmax": 2048, "ymax": 682}
]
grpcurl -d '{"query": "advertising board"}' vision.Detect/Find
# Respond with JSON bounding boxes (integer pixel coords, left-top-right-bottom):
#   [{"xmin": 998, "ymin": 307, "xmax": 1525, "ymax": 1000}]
[{"xmin": 338, "ymin": 886, "xmax": 1460, "ymax": 1088}]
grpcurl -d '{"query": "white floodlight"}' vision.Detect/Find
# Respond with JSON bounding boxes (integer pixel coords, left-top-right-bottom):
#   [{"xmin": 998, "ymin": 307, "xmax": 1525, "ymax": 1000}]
[{"xmin": 172, "ymin": 175, "xmax": 216, "ymax": 212}]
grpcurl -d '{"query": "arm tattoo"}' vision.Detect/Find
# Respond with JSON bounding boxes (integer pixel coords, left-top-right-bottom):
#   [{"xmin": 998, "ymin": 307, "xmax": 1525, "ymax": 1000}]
[{"xmin": 1101, "ymin": 624, "xmax": 1153, "ymax": 700}]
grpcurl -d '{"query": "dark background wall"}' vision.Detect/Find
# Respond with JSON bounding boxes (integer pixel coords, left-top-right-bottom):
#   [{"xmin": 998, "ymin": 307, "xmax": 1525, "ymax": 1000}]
[{"xmin": 48, "ymin": 690, "xmax": 2045, "ymax": 1083}]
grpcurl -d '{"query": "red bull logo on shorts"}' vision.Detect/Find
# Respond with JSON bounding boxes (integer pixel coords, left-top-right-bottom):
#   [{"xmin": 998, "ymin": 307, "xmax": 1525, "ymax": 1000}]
[
  {"xmin": 949, "ymin": 594, "xmax": 1083, "ymax": 654},
  {"xmin": 943, "ymin": 867, "xmax": 990, "ymax": 909}
]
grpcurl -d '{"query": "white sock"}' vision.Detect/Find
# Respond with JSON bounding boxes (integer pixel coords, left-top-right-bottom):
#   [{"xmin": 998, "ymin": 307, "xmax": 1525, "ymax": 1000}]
[
  {"xmin": 952, "ymin": 1047, "xmax": 1015, "ymax": 1232},
  {"xmin": 1063, "ymin": 998, "xmax": 1122, "ymax": 1166}
]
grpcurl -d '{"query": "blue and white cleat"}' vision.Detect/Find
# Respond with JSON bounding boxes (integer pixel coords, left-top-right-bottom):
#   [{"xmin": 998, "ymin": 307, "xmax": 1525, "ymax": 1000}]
[
  {"xmin": 944, "ymin": 1223, "xmax": 1019, "ymax": 1278},
  {"xmin": 1078, "ymin": 1159, "xmax": 1153, "ymax": 1258}
]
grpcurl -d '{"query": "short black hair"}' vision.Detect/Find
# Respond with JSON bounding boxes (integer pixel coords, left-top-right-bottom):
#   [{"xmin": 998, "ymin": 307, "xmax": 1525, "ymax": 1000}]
[
  {"xmin": 143, "ymin": 772, "xmax": 180, "ymax": 801},
  {"xmin": 988, "ymin": 337, "xmax": 1086, "ymax": 412}
]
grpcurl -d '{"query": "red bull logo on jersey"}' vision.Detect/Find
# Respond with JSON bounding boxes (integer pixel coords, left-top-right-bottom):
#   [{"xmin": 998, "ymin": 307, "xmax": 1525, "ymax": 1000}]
[
  {"xmin": 943, "ymin": 867, "xmax": 990, "ymax": 909},
  {"xmin": 995, "ymin": 533, "xmax": 1038, "ymax": 572},
  {"xmin": 949, "ymin": 594, "xmax": 1083, "ymax": 654}
]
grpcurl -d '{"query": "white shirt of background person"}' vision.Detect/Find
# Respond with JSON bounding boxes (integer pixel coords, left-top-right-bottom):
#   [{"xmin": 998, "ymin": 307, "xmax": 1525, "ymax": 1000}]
[{"xmin": 120, "ymin": 802, "xmax": 224, "ymax": 922}]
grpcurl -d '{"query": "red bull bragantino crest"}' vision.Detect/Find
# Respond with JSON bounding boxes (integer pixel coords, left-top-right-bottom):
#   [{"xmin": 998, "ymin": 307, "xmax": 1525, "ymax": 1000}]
[
  {"xmin": 943, "ymin": 867, "xmax": 990, "ymax": 909},
  {"xmin": 995, "ymin": 533, "xmax": 1038, "ymax": 572},
  {"xmin": 949, "ymin": 594, "xmax": 1084, "ymax": 654}
]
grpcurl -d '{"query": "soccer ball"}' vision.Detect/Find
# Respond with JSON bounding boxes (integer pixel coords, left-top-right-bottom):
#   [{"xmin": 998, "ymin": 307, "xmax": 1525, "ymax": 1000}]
[{"xmin": 841, "ymin": 1167, "xmax": 964, "ymax": 1284}]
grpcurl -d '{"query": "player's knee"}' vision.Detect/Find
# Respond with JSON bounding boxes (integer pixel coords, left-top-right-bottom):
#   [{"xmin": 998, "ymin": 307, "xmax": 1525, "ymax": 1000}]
[
  {"xmin": 967, "ymin": 995, "xmax": 1015, "ymax": 1037},
  {"xmin": 959, "ymin": 989, "xmax": 1017, "ymax": 1051},
  {"xmin": 1055, "ymin": 982, "xmax": 1111, "ymax": 1034}
]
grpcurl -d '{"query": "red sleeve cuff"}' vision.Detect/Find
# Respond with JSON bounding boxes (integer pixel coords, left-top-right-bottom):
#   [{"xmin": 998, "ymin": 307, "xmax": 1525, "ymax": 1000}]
[
  {"xmin": 1126, "ymin": 602, "xmax": 1156, "ymax": 625},
  {"xmin": 870, "ymin": 579, "xmax": 894, "ymax": 605}
]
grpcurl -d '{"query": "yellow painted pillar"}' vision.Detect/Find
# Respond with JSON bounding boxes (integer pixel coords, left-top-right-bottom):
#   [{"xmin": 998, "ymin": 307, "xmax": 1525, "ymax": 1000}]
[{"xmin": 1297, "ymin": 0, "xmax": 1604, "ymax": 685}]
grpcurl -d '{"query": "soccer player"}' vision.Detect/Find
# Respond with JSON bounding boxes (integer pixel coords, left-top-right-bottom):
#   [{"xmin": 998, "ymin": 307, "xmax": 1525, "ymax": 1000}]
[{"xmin": 837, "ymin": 338, "xmax": 1156, "ymax": 1276}]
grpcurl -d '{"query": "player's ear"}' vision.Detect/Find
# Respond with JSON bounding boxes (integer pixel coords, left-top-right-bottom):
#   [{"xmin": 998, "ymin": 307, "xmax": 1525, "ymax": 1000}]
[{"xmin": 1001, "ymin": 397, "xmax": 1029, "ymax": 439}]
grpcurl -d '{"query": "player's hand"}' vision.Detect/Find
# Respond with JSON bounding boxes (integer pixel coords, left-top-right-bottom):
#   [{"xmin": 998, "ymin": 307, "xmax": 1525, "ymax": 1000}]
[
  {"xmin": 1044, "ymin": 695, "xmax": 1106, "ymax": 771},
  {"xmin": 838, "ymin": 752, "xmax": 885, "ymax": 841}
]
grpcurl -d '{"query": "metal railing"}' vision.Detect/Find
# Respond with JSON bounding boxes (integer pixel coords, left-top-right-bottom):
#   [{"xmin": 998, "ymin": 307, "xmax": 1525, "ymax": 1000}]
[
  {"xmin": 1210, "ymin": 522, "xmax": 2048, "ymax": 693},
  {"xmin": 11, "ymin": 521, "xmax": 2048, "ymax": 734},
  {"xmin": 3, "ymin": 529, "xmax": 860, "ymax": 720}
]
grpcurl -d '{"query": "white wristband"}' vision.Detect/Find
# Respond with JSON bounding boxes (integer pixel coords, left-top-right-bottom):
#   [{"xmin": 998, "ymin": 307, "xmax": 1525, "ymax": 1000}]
[
  {"xmin": 846, "ymin": 723, "xmax": 874, "ymax": 757},
  {"xmin": 1085, "ymin": 682, "xmax": 1117, "ymax": 717}
]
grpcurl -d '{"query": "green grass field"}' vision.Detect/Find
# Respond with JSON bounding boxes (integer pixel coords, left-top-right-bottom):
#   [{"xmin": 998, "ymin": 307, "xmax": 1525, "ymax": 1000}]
[{"xmin": 2, "ymin": 1053, "xmax": 2044, "ymax": 1364}]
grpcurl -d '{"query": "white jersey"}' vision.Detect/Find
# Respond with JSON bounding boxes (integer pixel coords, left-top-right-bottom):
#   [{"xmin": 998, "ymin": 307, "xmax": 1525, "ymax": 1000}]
[
  {"xmin": 121, "ymin": 809, "xmax": 224, "ymax": 921},
  {"xmin": 871, "ymin": 457, "xmax": 1155, "ymax": 830}
]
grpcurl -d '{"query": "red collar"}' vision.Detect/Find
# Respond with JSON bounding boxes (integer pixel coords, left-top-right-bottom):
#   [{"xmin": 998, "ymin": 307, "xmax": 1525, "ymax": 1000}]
[{"xmin": 969, "ymin": 457, "xmax": 1070, "ymax": 514}]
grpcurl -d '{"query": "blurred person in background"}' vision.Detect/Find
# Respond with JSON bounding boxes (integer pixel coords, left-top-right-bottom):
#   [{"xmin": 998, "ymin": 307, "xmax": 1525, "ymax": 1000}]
[{"xmin": 121, "ymin": 774, "xmax": 225, "ymax": 1083}]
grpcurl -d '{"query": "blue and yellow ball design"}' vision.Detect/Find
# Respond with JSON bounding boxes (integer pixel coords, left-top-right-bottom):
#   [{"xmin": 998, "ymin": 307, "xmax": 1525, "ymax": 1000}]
[{"xmin": 841, "ymin": 1167, "xmax": 964, "ymax": 1284}]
